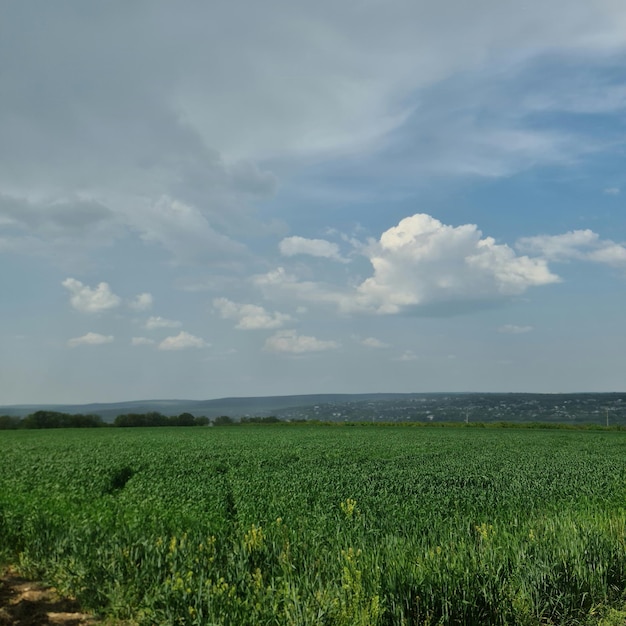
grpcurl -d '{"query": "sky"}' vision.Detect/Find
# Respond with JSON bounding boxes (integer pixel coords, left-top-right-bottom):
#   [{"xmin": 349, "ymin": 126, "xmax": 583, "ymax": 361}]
[{"xmin": 1, "ymin": 1, "xmax": 626, "ymax": 404}]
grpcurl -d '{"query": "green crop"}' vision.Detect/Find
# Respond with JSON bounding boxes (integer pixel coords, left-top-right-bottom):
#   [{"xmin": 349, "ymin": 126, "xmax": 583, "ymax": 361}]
[{"xmin": 1, "ymin": 425, "xmax": 626, "ymax": 625}]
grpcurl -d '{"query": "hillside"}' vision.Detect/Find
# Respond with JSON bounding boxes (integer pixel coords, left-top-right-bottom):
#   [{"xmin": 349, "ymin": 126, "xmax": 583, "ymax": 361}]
[{"xmin": 1, "ymin": 392, "xmax": 626, "ymax": 425}]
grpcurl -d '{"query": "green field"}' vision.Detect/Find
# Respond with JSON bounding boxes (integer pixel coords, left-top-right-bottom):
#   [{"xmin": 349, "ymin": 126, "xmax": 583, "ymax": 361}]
[{"xmin": 1, "ymin": 425, "xmax": 626, "ymax": 625}]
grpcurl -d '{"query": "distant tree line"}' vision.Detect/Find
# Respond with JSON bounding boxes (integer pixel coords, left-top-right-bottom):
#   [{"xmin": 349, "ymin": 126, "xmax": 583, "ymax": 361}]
[
  {"xmin": 113, "ymin": 412, "xmax": 209, "ymax": 427},
  {"xmin": 1, "ymin": 411, "xmax": 623, "ymax": 431},
  {"xmin": 0, "ymin": 410, "xmax": 283, "ymax": 430},
  {"xmin": 0, "ymin": 410, "xmax": 104, "ymax": 430}
]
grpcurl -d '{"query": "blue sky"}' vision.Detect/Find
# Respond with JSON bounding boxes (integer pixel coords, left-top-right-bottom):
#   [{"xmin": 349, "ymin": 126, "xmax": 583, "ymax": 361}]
[{"xmin": 1, "ymin": 0, "xmax": 626, "ymax": 404}]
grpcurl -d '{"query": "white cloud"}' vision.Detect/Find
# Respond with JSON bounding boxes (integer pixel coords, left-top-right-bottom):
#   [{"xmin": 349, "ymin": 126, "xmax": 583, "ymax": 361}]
[
  {"xmin": 360, "ymin": 336, "xmax": 390, "ymax": 348},
  {"xmin": 131, "ymin": 336, "xmax": 156, "ymax": 346},
  {"xmin": 587, "ymin": 245, "xmax": 626, "ymax": 266},
  {"xmin": 129, "ymin": 293, "xmax": 153, "ymax": 311},
  {"xmin": 264, "ymin": 329, "xmax": 339, "ymax": 354},
  {"xmin": 158, "ymin": 331, "xmax": 209, "ymax": 351},
  {"xmin": 604, "ymin": 187, "xmax": 620, "ymax": 195},
  {"xmin": 62, "ymin": 278, "xmax": 121, "ymax": 313},
  {"xmin": 145, "ymin": 316, "xmax": 182, "ymax": 330},
  {"xmin": 255, "ymin": 214, "xmax": 560, "ymax": 316},
  {"xmin": 498, "ymin": 324, "xmax": 534, "ymax": 334},
  {"xmin": 279, "ymin": 236, "xmax": 345, "ymax": 261},
  {"xmin": 517, "ymin": 229, "xmax": 626, "ymax": 268},
  {"xmin": 68, "ymin": 332, "xmax": 114, "ymax": 347},
  {"xmin": 213, "ymin": 297, "xmax": 291, "ymax": 329},
  {"xmin": 351, "ymin": 214, "xmax": 559, "ymax": 314}
]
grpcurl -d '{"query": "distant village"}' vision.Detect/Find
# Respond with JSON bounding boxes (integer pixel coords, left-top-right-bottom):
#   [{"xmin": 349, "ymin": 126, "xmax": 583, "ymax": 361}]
[{"xmin": 271, "ymin": 393, "xmax": 626, "ymax": 426}]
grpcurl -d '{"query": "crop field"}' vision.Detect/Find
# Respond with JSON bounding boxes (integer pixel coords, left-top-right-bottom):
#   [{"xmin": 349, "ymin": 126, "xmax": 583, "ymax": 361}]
[{"xmin": 1, "ymin": 425, "xmax": 626, "ymax": 625}]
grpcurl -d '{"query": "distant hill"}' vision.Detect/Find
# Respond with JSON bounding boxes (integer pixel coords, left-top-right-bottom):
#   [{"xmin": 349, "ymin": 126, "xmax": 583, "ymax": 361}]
[
  {"xmin": 0, "ymin": 393, "xmax": 422, "ymax": 421},
  {"xmin": 1, "ymin": 392, "xmax": 626, "ymax": 426}
]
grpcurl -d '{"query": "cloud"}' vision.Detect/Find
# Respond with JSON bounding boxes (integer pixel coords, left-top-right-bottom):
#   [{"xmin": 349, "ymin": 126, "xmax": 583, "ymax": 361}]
[
  {"xmin": 125, "ymin": 196, "xmax": 248, "ymax": 265},
  {"xmin": 3, "ymin": 2, "xmax": 626, "ymax": 273},
  {"xmin": 264, "ymin": 329, "xmax": 339, "ymax": 354},
  {"xmin": 253, "ymin": 266, "xmax": 345, "ymax": 307},
  {"xmin": 4, "ymin": 1, "xmax": 625, "ymax": 193},
  {"xmin": 279, "ymin": 236, "xmax": 345, "ymax": 261},
  {"xmin": 256, "ymin": 214, "xmax": 560, "ymax": 316},
  {"xmin": 129, "ymin": 293, "xmax": 153, "ymax": 311},
  {"xmin": 158, "ymin": 331, "xmax": 209, "ymax": 351},
  {"xmin": 604, "ymin": 187, "xmax": 620, "ymax": 195},
  {"xmin": 213, "ymin": 297, "xmax": 291, "ymax": 329},
  {"xmin": 131, "ymin": 336, "xmax": 156, "ymax": 346},
  {"xmin": 0, "ymin": 195, "xmax": 122, "ymax": 262},
  {"xmin": 359, "ymin": 336, "xmax": 390, "ymax": 348},
  {"xmin": 68, "ymin": 332, "xmax": 114, "ymax": 347},
  {"xmin": 145, "ymin": 316, "xmax": 182, "ymax": 330},
  {"xmin": 0, "ymin": 195, "xmax": 114, "ymax": 234},
  {"xmin": 498, "ymin": 324, "xmax": 534, "ymax": 334},
  {"xmin": 351, "ymin": 214, "xmax": 559, "ymax": 314},
  {"xmin": 517, "ymin": 229, "xmax": 626, "ymax": 268},
  {"xmin": 62, "ymin": 278, "xmax": 121, "ymax": 313}
]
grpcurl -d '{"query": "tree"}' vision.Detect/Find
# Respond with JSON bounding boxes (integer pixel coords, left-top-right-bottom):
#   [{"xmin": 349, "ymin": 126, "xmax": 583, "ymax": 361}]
[{"xmin": 213, "ymin": 415, "xmax": 234, "ymax": 426}]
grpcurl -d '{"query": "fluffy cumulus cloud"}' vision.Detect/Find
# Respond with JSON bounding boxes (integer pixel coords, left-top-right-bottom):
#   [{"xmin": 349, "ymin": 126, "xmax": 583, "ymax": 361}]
[
  {"xmin": 279, "ymin": 236, "xmax": 345, "ymax": 261},
  {"xmin": 351, "ymin": 215, "xmax": 559, "ymax": 314},
  {"xmin": 264, "ymin": 329, "xmax": 339, "ymax": 354},
  {"xmin": 68, "ymin": 332, "xmax": 114, "ymax": 347},
  {"xmin": 213, "ymin": 297, "xmax": 291, "ymax": 329},
  {"xmin": 62, "ymin": 278, "xmax": 121, "ymax": 313},
  {"xmin": 517, "ymin": 230, "xmax": 626, "ymax": 268},
  {"xmin": 145, "ymin": 316, "xmax": 182, "ymax": 330},
  {"xmin": 158, "ymin": 331, "xmax": 209, "ymax": 351}
]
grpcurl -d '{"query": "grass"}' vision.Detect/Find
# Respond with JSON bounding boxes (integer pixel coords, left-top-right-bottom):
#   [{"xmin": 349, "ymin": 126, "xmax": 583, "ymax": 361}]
[{"xmin": 1, "ymin": 425, "xmax": 626, "ymax": 624}]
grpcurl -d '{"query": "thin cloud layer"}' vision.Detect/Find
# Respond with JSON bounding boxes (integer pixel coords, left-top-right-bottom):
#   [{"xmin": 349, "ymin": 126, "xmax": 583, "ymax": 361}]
[
  {"xmin": 68, "ymin": 332, "xmax": 114, "ymax": 347},
  {"xmin": 131, "ymin": 337, "xmax": 156, "ymax": 346},
  {"xmin": 360, "ymin": 337, "xmax": 390, "ymax": 349},
  {"xmin": 264, "ymin": 329, "xmax": 339, "ymax": 354},
  {"xmin": 517, "ymin": 230, "xmax": 626, "ymax": 268},
  {"xmin": 279, "ymin": 236, "xmax": 345, "ymax": 261},
  {"xmin": 498, "ymin": 324, "xmax": 534, "ymax": 334}
]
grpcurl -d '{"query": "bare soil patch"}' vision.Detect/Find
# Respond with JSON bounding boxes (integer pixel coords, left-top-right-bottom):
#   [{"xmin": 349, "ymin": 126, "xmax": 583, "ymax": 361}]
[{"xmin": 0, "ymin": 569, "xmax": 100, "ymax": 626}]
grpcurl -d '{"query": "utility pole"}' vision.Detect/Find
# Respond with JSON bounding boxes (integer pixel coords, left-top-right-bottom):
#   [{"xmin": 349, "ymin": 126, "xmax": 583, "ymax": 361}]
[{"xmin": 465, "ymin": 409, "xmax": 469, "ymax": 424}]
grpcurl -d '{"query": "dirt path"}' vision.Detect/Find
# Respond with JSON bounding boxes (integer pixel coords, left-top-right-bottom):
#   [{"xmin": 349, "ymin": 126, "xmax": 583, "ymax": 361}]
[{"xmin": 0, "ymin": 569, "xmax": 100, "ymax": 626}]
